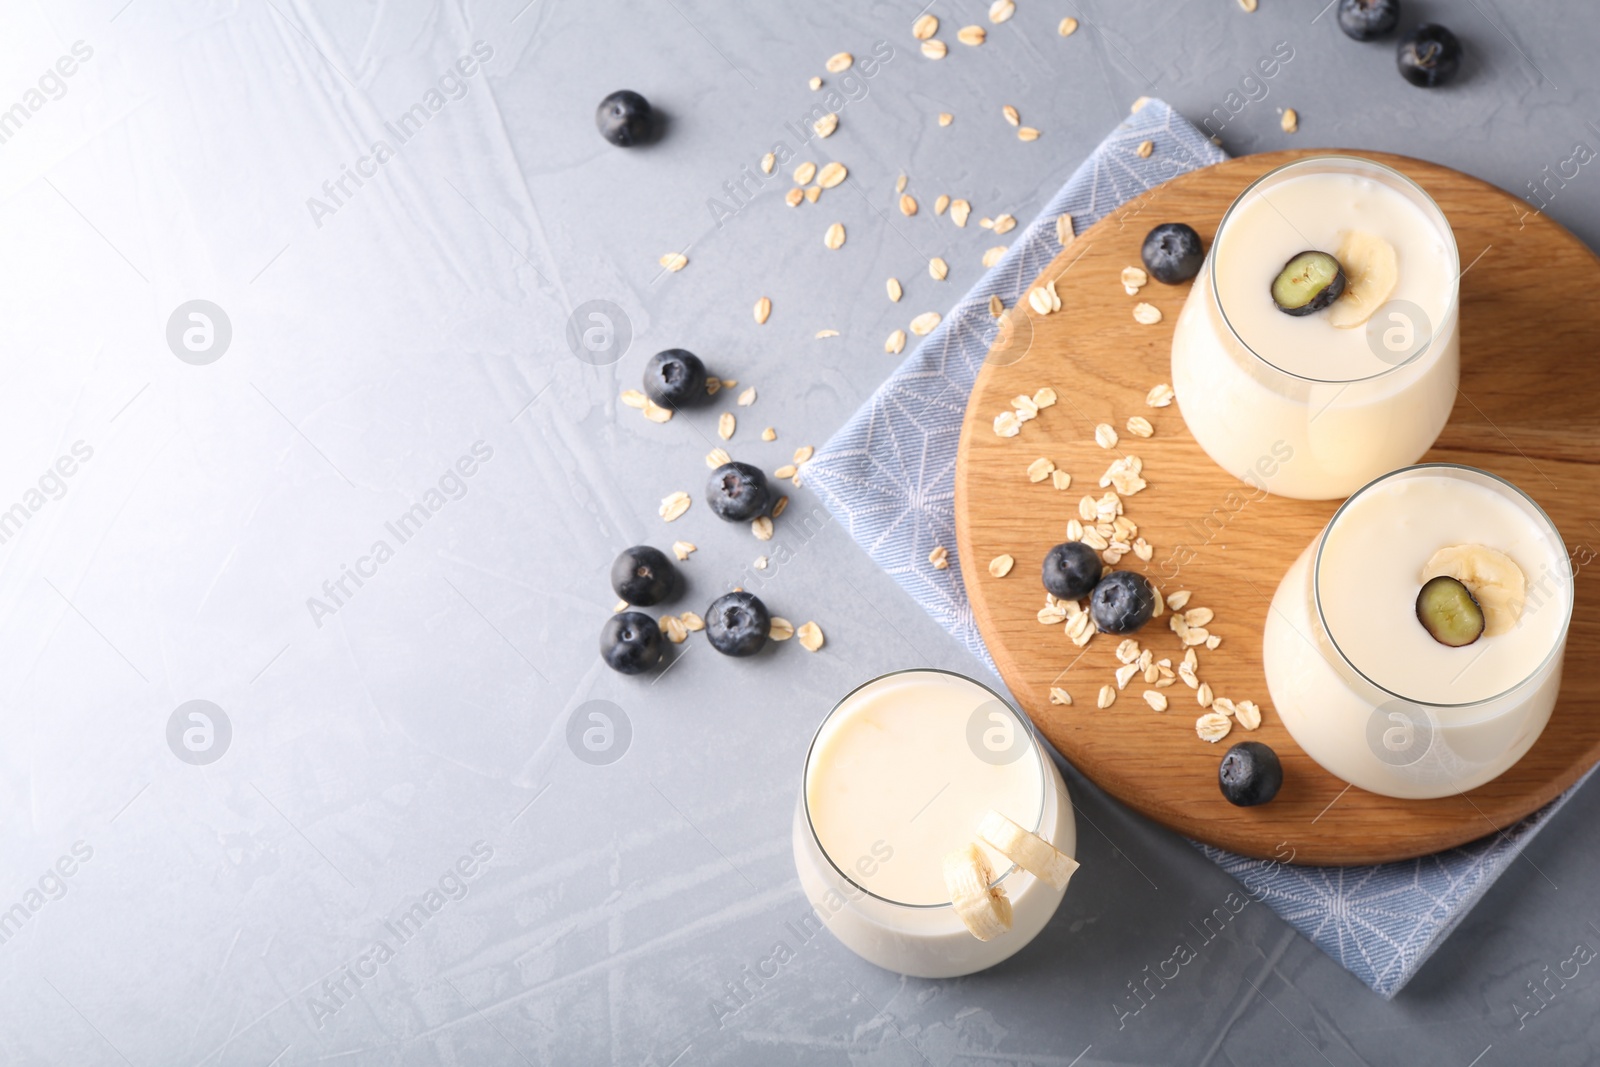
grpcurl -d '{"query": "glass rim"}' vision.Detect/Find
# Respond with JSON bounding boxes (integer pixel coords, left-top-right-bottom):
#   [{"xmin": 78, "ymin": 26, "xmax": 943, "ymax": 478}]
[
  {"xmin": 800, "ymin": 667, "xmax": 1048, "ymax": 910},
  {"xmin": 1312, "ymin": 463, "xmax": 1573, "ymax": 709},
  {"xmin": 1209, "ymin": 153, "xmax": 1461, "ymax": 386}
]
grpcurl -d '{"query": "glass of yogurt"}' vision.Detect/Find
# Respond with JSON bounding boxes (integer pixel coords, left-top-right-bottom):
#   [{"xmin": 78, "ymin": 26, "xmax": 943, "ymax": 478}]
[
  {"xmin": 1262, "ymin": 464, "xmax": 1573, "ymax": 798},
  {"xmin": 1171, "ymin": 155, "xmax": 1461, "ymax": 500},
  {"xmin": 792, "ymin": 669, "xmax": 1077, "ymax": 978}
]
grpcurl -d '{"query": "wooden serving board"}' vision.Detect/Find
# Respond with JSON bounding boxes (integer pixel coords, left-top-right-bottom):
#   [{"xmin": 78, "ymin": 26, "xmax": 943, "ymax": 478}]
[{"xmin": 955, "ymin": 149, "xmax": 1600, "ymax": 866}]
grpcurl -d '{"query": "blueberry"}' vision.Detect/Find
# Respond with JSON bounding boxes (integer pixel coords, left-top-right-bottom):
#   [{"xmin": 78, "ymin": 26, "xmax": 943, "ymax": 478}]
[
  {"xmin": 705, "ymin": 591, "xmax": 770, "ymax": 657},
  {"xmin": 706, "ymin": 462, "xmax": 771, "ymax": 522},
  {"xmin": 611, "ymin": 545, "xmax": 678, "ymax": 607},
  {"xmin": 1042, "ymin": 542, "xmax": 1103, "ymax": 601},
  {"xmin": 1089, "ymin": 571, "xmax": 1156, "ymax": 635},
  {"xmin": 1271, "ymin": 251, "xmax": 1346, "ymax": 316},
  {"xmin": 1416, "ymin": 575, "xmax": 1483, "ymax": 648},
  {"xmin": 1140, "ymin": 223, "xmax": 1205, "ymax": 285},
  {"xmin": 601, "ymin": 611, "xmax": 663, "ymax": 674},
  {"xmin": 643, "ymin": 348, "xmax": 708, "ymax": 408},
  {"xmin": 596, "ymin": 90, "xmax": 654, "ymax": 146},
  {"xmin": 1336, "ymin": 0, "xmax": 1400, "ymax": 41},
  {"xmin": 1397, "ymin": 24, "xmax": 1462, "ymax": 88},
  {"xmin": 1218, "ymin": 741, "xmax": 1284, "ymax": 807}
]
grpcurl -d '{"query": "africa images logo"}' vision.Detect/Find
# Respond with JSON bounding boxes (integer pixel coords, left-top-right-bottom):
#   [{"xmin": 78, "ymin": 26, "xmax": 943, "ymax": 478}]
[{"xmin": 304, "ymin": 42, "xmax": 495, "ymax": 229}]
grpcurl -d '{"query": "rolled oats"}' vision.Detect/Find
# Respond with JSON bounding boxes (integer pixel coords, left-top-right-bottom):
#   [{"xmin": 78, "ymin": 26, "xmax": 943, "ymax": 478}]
[
  {"xmin": 659, "ymin": 491, "xmax": 691, "ymax": 522},
  {"xmin": 797, "ymin": 622, "xmax": 825, "ymax": 651}
]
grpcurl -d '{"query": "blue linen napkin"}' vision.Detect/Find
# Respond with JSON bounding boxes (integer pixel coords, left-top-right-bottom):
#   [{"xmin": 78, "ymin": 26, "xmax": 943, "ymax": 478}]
[{"xmin": 803, "ymin": 99, "xmax": 1593, "ymax": 998}]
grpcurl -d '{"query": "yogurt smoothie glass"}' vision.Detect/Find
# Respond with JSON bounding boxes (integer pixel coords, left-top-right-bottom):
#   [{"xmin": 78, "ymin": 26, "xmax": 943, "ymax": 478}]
[
  {"xmin": 1262, "ymin": 465, "xmax": 1572, "ymax": 798},
  {"xmin": 792, "ymin": 669, "xmax": 1076, "ymax": 978},
  {"xmin": 1171, "ymin": 155, "xmax": 1461, "ymax": 500}
]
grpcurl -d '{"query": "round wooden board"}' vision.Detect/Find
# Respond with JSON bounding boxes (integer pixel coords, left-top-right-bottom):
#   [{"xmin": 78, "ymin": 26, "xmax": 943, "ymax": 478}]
[{"xmin": 955, "ymin": 149, "xmax": 1600, "ymax": 866}]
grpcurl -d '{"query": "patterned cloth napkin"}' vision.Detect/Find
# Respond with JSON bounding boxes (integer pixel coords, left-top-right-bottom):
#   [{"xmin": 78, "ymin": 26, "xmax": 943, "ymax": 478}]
[{"xmin": 804, "ymin": 99, "xmax": 1592, "ymax": 998}]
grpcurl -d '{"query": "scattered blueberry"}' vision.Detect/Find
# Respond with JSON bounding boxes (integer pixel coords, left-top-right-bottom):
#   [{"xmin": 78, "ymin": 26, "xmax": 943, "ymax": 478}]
[
  {"xmin": 1042, "ymin": 542, "xmax": 1103, "ymax": 601},
  {"xmin": 601, "ymin": 611, "xmax": 663, "ymax": 674},
  {"xmin": 1397, "ymin": 24, "xmax": 1462, "ymax": 88},
  {"xmin": 596, "ymin": 90, "xmax": 654, "ymax": 146},
  {"xmin": 706, "ymin": 462, "xmax": 771, "ymax": 522},
  {"xmin": 1089, "ymin": 571, "xmax": 1156, "ymax": 635},
  {"xmin": 1141, "ymin": 223, "xmax": 1205, "ymax": 285},
  {"xmin": 611, "ymin": 545, "xmax": 678, "ymax": 607},
  {"xmin": 644, "ymin": 348, "xmax": 708, "ymax": 408},
  {"xmin": 1336, "ymin": 0, "xmax": 1400, "ymax": 41},
  {"xmin": 705, "ymin": 591, "xmax": 770, "ymax": 657},
  {"xmin": 1218, "ymin": 742, "xmax": 1284, "ymax": 807},
  {"xmin": 1271, "ymin": 251, "xmax": 1346, "ymax": 316}
]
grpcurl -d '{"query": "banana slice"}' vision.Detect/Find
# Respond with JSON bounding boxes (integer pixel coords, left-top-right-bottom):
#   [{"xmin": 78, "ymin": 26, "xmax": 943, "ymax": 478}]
[
  {"xmin": 1327, "ymin": 230, "xmax": 1398, "ymax": 330},
  {"xmin": 976, "ymin": 810, "xmax": 1080, "ymax": 890},
  {"xmin": 943, "ymin": 843, "xmax": 1013, "ymax": 941},
  {"xmin": 1421, "ymin": 544, "xmax": 1527, "ymax": 636}
]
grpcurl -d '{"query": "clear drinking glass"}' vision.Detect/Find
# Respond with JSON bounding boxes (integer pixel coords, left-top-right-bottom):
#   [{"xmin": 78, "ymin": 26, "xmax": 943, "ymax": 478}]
[
  {"xmin": 1170, "ymin": 155, "xmax": 1461, "ymax": 500},
  {"xmin": 790, "ymin": 669, "xmax": 1075, "ymax": 978},
  {"xmin": 1262, "ymin": 465, "xmax": 1572, "ymax": 798}
]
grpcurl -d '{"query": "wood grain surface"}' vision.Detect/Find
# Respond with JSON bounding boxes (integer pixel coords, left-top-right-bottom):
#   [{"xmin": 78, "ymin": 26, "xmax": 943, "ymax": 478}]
[{"xmin": 954, "ymin": 149, "xmax": 1600, "ymax": 866}]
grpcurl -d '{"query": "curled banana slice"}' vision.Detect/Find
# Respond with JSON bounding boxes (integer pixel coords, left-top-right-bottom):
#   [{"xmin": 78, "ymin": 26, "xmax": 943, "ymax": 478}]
[
  {"xmin": 977, "ymin": 810, "xmax": 1080, "ymax": 890},
  {"xmin": 943, "ymin": 843, "xmax": 1013, "ymax": 941},
  {"xmin": 1327, "ymin": 230, "xmax": 1398, "ymax": 330},
  {"xmin": 1421, "ymin": 543, "xmax": 1527, "ymax": 636}
]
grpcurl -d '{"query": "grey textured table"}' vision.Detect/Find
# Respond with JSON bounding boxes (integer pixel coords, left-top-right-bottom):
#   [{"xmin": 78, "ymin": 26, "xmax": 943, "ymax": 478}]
[{"xmin": 3, "ymin": 1, "xmax": 1599, "ymax": 1065}]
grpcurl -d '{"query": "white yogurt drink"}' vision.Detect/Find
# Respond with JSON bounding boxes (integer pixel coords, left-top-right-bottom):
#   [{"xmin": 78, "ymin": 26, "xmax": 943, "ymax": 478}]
[
  {"xmin": 1171, "ymin": 156, "xmax": 1461, "ymax": 500},
  {"xmin": 792, "ymin": 669, "xmax": 1076, "ymax": 977},
  {"xmin": 1263, "ymin": 465, "xmax": 1572, "ymax": 798}
]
